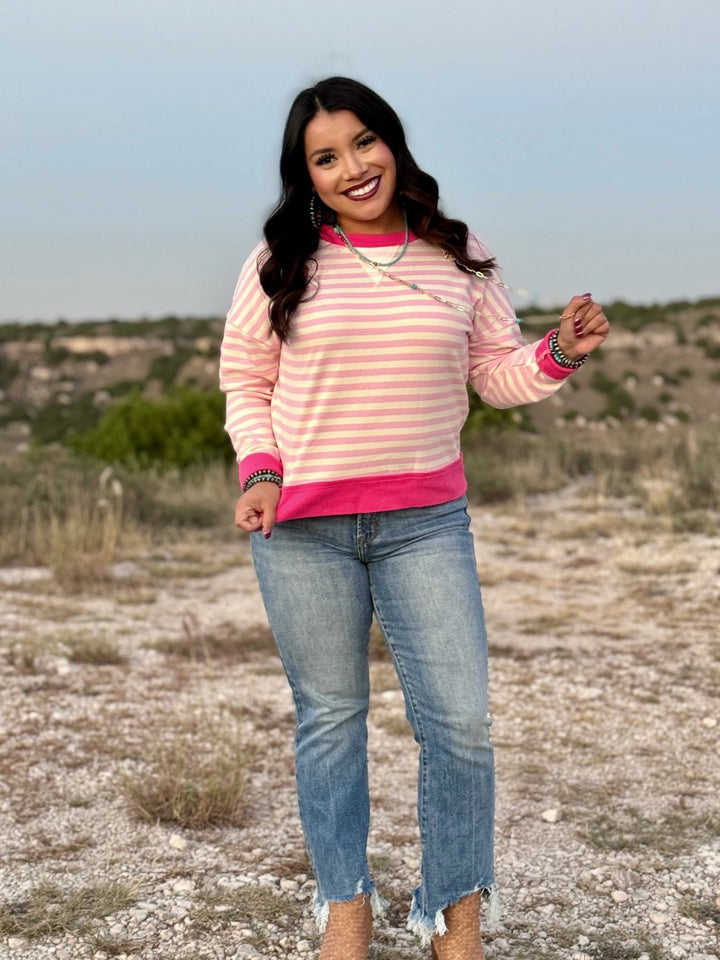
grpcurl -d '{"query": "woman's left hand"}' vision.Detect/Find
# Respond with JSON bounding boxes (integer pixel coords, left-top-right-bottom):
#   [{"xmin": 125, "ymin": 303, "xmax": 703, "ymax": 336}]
[{"xmin": 557, "ymin": 294, "xmax": 610, "ymax": 361}]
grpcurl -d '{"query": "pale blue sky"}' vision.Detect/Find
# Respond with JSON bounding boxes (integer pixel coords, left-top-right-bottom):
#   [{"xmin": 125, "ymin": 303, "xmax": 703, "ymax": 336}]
[{"xmin": 1, "ymin": 0, "xmax": 718, "ymax": 321}]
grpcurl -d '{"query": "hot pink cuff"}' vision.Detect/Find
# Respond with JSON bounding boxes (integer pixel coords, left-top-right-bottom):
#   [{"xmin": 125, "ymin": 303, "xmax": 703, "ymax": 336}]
[
  {"xmin": 239, "ymin": 453, "xmax": 283, "ymax": 489},
  {"xmin": 535, "ymin": 330, "xmax": 575, "ymax": 381}
]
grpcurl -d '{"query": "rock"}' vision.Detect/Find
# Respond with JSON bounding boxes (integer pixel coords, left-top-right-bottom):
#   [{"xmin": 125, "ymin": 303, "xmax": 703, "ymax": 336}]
[
  {"xmin": 702, "ymin": 716, "xmax": 717, "ymax": 728},
  {"xmin": 7, "ymin": 940, "xmax": 26, "ymax": 951},
  {"xmin": 280, "ymin": 878, "xmax": 299, "ymax": 892},
  {"xmin": 168, "ymin": 832, "xmax": 187, "ymax": 850},
  {"xmin": 172, "ymin": 878, "xmax": 195, "ymax": 893},
  {"xmin": 649, "ymin": 912, "xmax": 669, "ymax": 924},
  {"xmin": 612, "ymin": 890, "xmax": 629, "ymax": 903},
  {"xmin": 541, "ymin": 808, "xmax": 561, "ymax": 823}
]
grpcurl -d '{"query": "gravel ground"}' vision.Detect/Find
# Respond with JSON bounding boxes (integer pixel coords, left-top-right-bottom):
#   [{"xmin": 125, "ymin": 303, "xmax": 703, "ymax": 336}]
[{"xmin": 1, "ymin": 485, "xmax": 718, "ymax": 960}]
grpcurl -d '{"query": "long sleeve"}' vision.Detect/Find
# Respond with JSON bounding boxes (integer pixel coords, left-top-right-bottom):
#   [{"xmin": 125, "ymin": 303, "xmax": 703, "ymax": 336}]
[
  {"xmin": 466, "ymin": 237, "xmax": 573, "ymax": 408},
  {"xmin": 219, "ymin": 244, "xmax": 283, "ymax": 485}
]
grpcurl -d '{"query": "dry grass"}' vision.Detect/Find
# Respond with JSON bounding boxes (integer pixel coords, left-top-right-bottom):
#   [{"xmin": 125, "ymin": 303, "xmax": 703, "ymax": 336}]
[
  {"xmin": 2, "ymin": 630, "xmax": 126, "ymax": 669},
  {"xmin": 3, "ymin": 635, "xmax": 49, "ymax": 672},
  {"xmin": 0, "ymin": 881, "xmax": 135, "ymax": 940},
  {"xmin": 150, "ymin": 614, "xmax": 277, "ymax": 661},
  {"xmin": 577, "ymin": 807, "xmax": 720, "ymax": 859},
  {"xmin": 678, "ymin": 893, "xmax": 720, "ymax": 925},
  {"xmin": 191, "ymin": 885, "xmax": 304, "ymax": 930},
  {"xmin": 463, "ymin": 422, "xmax": 720, "ymax": 522},
  {"xmin": 120, "ymin": 709, "xmax": 248, "ymax": 828},
  {"xmin": 63, "ymin": 633, "xmax": 127, "ymax": 665}
]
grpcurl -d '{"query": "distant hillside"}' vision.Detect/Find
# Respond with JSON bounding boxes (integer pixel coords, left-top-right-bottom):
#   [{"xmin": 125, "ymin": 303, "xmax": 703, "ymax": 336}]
[{"xmin": 1, "ymin": 298, "xmax": 719, "ymax": 457}]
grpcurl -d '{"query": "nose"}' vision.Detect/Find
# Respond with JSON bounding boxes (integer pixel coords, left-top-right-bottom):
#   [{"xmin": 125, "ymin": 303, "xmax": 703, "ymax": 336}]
[{"xmin": 341, "ymin": 151, "xmax": 368, "ymax": 182}]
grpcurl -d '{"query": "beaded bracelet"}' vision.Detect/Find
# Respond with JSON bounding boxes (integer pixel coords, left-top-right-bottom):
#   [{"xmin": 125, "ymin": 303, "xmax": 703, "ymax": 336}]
[
  {"xmin": 243, "ymin": 470, "xmax": 283, "ymax": 493},
  {"xmin": 548, "ymin": 329, "xmax": 589, "ymax": 370}
]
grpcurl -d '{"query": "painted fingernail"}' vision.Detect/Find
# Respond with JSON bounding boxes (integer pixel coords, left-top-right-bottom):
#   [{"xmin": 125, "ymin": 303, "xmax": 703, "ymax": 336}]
[
  {"xmin": 581, "ymin": 292, "xmax": 592, "ymax": 301},
  {"xmin": 263, "ymin": 531, "xmax": 272, "ymax": 540}
]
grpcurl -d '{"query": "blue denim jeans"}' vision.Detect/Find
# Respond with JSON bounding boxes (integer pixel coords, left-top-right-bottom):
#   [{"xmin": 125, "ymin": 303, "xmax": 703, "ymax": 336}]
[{"xmin": 250, "ymin": 496, "xmax": 495, "ymax": 943}]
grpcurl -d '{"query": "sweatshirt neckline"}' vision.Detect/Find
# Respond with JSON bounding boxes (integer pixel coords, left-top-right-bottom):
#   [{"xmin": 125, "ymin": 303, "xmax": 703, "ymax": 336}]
[{"xmin": 319, "ymin": 224, "xmax": 419, "ymax": 248}]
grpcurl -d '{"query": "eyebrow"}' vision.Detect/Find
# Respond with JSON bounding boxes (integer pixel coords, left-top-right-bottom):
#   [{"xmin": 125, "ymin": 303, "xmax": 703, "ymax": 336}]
[{"xmin": 307, "ymin": 127, "xmax": 372, "ymax": 160}]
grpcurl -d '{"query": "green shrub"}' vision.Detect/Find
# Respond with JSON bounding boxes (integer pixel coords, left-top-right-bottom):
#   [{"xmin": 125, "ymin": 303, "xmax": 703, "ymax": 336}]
[
  {"xmin": 602, "ymin": 301, "xmax": 673, "ymax": 332},
  {"xmin": 31, "ymin": 393, "xmax": 103, "ymax": 445},
  {"xmin": 0, "ymin": 352, "xmax": 20, "ymax": 386},
  {"xmin": 695, "ymin": 336, "xmax": 720, "ymax": 359},
  {"xmin": 0, "ymin": 400, "xmax": 32, "ymax": 424},
  {"xmin": 462, "ymin": 388, "xmax": 533, "ymax": 435},
  {"xmin": 148, "ymin": 347, "xmax": 195, "ymax": 387},
  {"xmin": 590, "ymin": 371, "xmax": 635, "ymax": 419},
  {"xmin": 638, "ymin": 405, "xmax": 660, "ymax": 422},
  {"xmin": 698, "ymin": 312, "xmax": 720, "ymax": 326},
  {"xmin": 69, "ymin": 386, "xmax": 233, "ymax": 469}
]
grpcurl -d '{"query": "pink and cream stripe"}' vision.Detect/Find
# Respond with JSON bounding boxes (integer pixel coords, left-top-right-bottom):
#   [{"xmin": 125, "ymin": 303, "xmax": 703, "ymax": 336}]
[{"xmin": 220, "ymin": 230, "xmax": 572, "ymax": 521}]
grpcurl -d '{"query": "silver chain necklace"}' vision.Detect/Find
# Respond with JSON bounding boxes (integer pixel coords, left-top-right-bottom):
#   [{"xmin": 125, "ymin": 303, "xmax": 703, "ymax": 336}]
[{"xmin": 334, "ymin": 235, "xmax": 513, "ymax": 322}]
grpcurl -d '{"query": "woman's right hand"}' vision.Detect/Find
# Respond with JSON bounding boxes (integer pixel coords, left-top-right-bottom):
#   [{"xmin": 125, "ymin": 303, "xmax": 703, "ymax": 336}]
[{"xmin": 234, "ymin": 481, "xmax": 281, "ymax": 538}]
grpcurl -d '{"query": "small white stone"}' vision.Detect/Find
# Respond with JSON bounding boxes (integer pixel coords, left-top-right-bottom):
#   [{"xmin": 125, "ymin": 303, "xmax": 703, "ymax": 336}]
[
  {"xmin": 649, "ymin": 912, "xmax": 669, "ymax": 924},
  {"xmin": 279, "ymin": 878, "xmax": 299, "ymax": 892},
  {"xmin": 612, "ymin": 890, "xmax": 629, "ymax": 903},
  {"xmin": 297, "ymin": 941, "xmax": 313, "ymax": 953},
  {"xmin": 578, "ymin": 935, "xmax": 590, "ymax": 947},
  {"xmin": 7, "ymin": 940, "xmax": 26, "ymax": 951},
  {"xmin": 541, "ymin": 808, "xmax": 561, "ymax": 823},
  {"xmin": 168, "ymin": 832, "xmax": 187, "ymax": 850},
  {"xmin": 572, "ymin": 953, "xmax": 592, "ymax": 960},
  {"xmin": 172, "ymin": 878, "xmax": 195, "ymax": 893},
  {"xmin": 702, "ymin": 716, "xmax": 717, "ymax": 728}
]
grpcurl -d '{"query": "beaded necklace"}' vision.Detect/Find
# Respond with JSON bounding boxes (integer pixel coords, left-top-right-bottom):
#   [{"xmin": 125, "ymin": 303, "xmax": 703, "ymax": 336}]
[
  {"xmin": 333, "ymin": 211, "xmax": 410, "ymax": 267},
  {"xmin": 333, "ymin": 228, "xmax": 512, "ymax": 322}
]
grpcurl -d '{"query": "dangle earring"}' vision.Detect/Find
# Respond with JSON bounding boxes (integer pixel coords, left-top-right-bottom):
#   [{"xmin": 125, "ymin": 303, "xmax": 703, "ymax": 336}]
[{"xmin": 309, "ymin": 191, "xmax": 323, "ymax": 231}]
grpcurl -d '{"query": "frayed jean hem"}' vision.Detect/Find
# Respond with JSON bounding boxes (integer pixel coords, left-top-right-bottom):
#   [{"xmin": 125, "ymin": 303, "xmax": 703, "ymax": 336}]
[
  {"xmin": 313, "ymin": 880, "xmax": 388, "ymax": 933},
  {"xmin": 406, "ymin": 884, "xmax": 500, "ymax": 946}
]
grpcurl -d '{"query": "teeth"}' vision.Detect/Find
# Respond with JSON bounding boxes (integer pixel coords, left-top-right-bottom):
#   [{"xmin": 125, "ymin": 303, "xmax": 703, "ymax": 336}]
[{"xmin": 346, "ymin": 177, "xmax": 379, "ymax": 198}]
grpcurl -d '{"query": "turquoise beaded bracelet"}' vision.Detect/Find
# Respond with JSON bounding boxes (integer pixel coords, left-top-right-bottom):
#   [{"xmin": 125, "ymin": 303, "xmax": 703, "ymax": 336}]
[
  {"xmin": 243, "ymin": 470, "xmax": 283, "ymax": 493},
  {"xmin": 548, "ymin": 329, "xmax": 588, "ymax": 370}
]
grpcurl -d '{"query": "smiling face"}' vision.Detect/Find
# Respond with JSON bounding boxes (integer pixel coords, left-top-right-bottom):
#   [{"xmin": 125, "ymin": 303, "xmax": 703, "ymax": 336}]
[{"xmin": 304, "ymin": 109, "xmax": 403, "ymax": 235}]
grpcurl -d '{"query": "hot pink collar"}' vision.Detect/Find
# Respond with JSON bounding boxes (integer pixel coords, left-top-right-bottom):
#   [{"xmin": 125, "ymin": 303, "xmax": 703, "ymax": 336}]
[{"xmin": 319, "ymin": 224, "xmax": 418, "ymax": 247}]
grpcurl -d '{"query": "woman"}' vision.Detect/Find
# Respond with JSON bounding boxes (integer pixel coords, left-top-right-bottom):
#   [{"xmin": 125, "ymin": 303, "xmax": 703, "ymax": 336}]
[{"xmin": 220, "ymin": 76, "xmax": 608, "ymax": 960}]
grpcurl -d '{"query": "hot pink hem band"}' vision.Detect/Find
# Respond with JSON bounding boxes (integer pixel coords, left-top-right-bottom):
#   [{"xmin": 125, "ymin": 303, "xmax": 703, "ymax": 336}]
[{"xmin": 274, "ymin": 457, "xmax": 467, "ymax": 522}]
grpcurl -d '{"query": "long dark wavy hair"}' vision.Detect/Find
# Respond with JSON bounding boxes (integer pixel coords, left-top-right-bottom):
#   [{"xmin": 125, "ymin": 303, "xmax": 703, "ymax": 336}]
[{"xmin": 259, "ymin": 76, "xmax": 497, "ymax": 342}]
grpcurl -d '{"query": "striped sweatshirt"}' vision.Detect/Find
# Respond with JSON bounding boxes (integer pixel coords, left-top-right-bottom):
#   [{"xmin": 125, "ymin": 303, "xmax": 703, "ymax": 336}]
[{"xmin": 219, "ymin": 226, "xmax": 573, "ymax": 522}]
